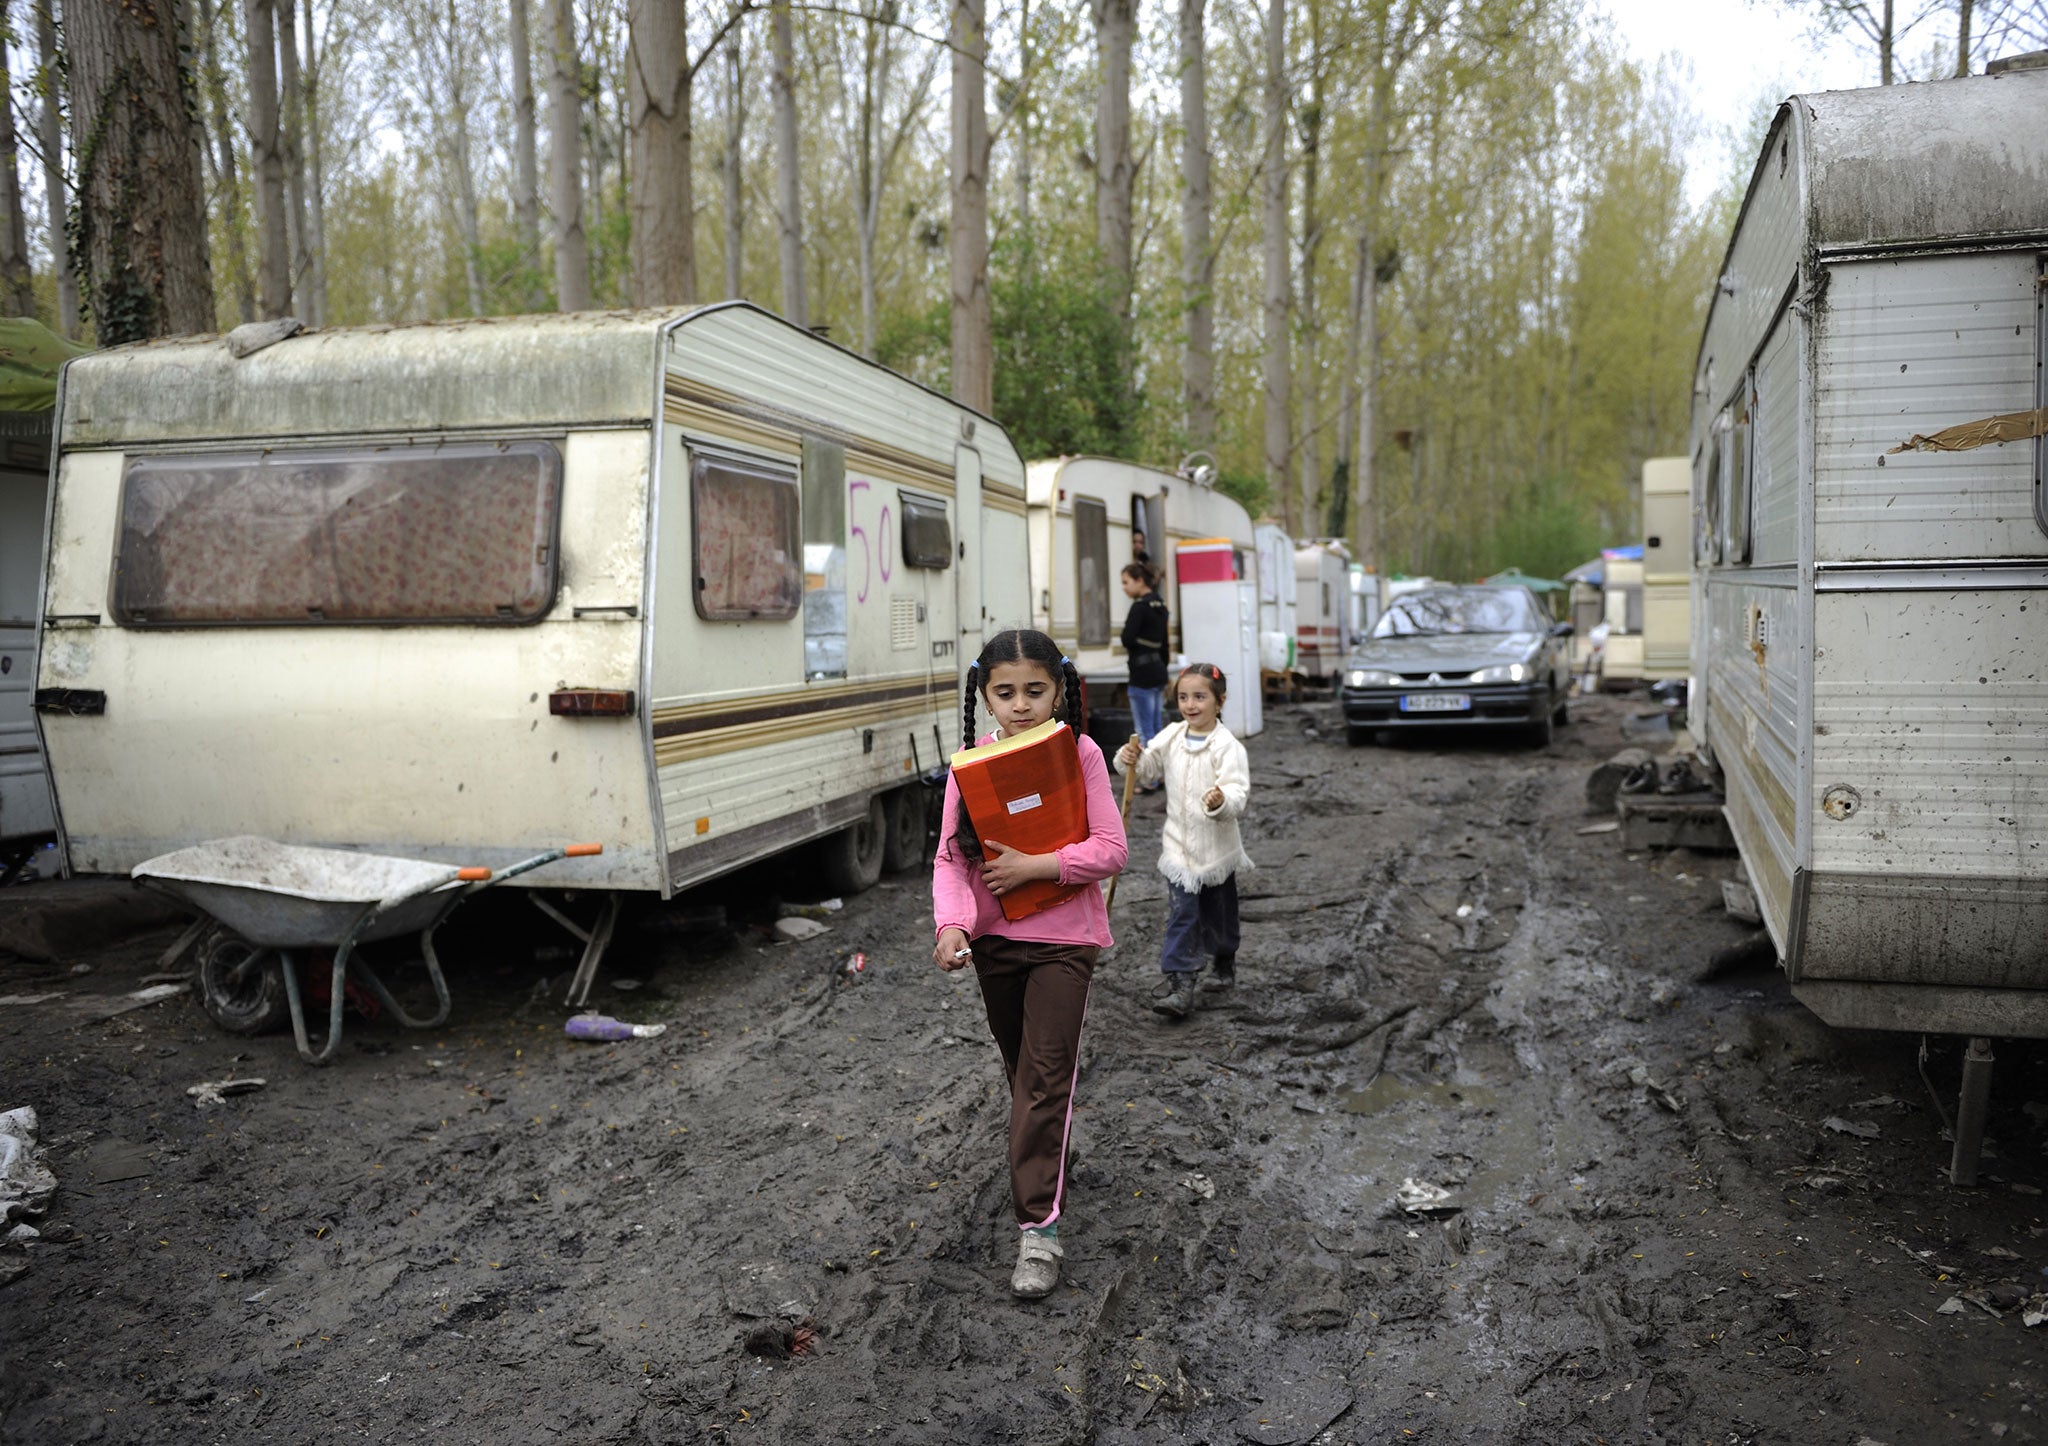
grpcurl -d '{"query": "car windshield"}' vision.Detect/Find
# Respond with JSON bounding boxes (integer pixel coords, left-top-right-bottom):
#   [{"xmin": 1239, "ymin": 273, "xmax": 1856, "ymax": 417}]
[{"xmin": 1372, "ymin": 589, "xmax": 1543, "ymax": 638}]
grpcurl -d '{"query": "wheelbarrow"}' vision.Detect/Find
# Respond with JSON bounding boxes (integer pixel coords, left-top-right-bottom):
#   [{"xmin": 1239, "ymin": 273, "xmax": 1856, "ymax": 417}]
[{"xmin": 132, "ymin": 836, "xmax": 603, "ymax": 1064}]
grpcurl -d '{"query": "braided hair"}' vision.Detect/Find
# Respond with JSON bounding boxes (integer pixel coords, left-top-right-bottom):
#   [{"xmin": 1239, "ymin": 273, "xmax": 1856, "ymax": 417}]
[{"xmin": 953, "ymin": 629, "xmax": 1084, "ymax": 863}]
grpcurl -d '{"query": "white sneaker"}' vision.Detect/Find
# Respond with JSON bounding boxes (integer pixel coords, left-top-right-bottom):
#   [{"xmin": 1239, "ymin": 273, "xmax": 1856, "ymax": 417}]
[{"xmin": 1010, "ymin": 1231, "xmax": 1063, "ymax": 1298}]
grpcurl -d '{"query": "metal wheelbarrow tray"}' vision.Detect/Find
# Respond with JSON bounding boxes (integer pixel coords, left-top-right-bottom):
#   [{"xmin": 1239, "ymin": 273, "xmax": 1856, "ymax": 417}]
[{"xmin": 134, "ymin": 835, "xmax": 601, "ymax": 1064}]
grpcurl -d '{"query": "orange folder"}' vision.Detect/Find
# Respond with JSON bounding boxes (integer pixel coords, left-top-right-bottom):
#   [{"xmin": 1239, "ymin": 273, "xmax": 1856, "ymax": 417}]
[{"xmin": 950, "ymin": 718, "xmax": 1091, "ymax": 921}]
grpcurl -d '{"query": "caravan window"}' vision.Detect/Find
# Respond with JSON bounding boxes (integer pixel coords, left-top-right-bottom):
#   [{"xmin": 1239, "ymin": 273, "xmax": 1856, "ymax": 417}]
[
  {"xmin": 900, "ymin": 495, "xmax": 951, "ymax": 568},
  {"xmin": 1073, "ymin": 495, "xmax": 1110, "ymax": 647},
  {"xmin": 1696, "ymin": 429, "xmax": 1724, "ymax": 566},
  {"xmin": 1723, "ymin": 376, "xmax": 1754, "ymax": 563},
  {"xmin": 112, "ymin": 440, "xmax": 562, "ymax": 626},
  {"xmin": 692, "ymin": 450, "xmax": 802, "ymax": 622}
]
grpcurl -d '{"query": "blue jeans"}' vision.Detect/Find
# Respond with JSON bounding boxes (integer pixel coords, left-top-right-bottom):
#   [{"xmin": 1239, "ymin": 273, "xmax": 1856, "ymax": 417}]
[
  {"xmin": 1162, "ymin": 877, "xmax": 1240, "ymax": 975},
  {"xmin": 1130, "ymin": 685, "xmax": 1164, "ymax": 744}
]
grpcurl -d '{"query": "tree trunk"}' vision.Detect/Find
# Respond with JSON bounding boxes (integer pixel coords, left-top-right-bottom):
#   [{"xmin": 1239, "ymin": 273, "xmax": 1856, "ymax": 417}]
[
  {"xmin": 948, "ymin": 0, "xmax": 990, "ymax": 413},
  {"xmin": 67, "ymin": 0, "xmax": 215, "ymax": 339},
  {"xmin": 444, "ymin": 2, "xmax": 485, "ymax": 317},
  {"xmin": 1956, "ymin": 0, "xmax": 1972, "ymax": 75},
  {"xmin": 1179, "ymin": 0, "xmax": 1213, "ymax": 449},
  {"xmin": 855, "ymin": 11, "xmax": 883, "ymax": 354},
  {"xmin": 0, "ymin": 4, "xmax": 37, "ymax": 319},
  {"xmin": 509, "ymin": 0, "xmax": 545, "ymax": 308},
  {"xmin": 245, "ymin": 0, "xmax": 293, "ymax": 318},
  {"xmin": 1880, "ymin": 0, "xmax": 1894, "ymax": 83},
  {"xmin": 1092, "ymin": 0, "xmax": 1134, "ymax": 319},
  {"xmin": 547, "ymin": 0, "xmax": 590, "ymax": 310},
  {"xmin": 1014, "ymin": 0, "xmax": 1031, "ymax": 237},
  {"xmin": 1352, "ymin": 222, "xmax": 1379, "ymax": 571},
  {"xmin": 276, "ymin": 0, "xmax": 311, "ymax": 307},
  {"xmin": 1296, "ymin": 32, "xmax": 1323, "ymax": 533},
  {"xmin": 196, "ymin": 0, "xmax": 256, "ymax": 325},
  {"xmin": 1260, "ymin": 0, "xmax": 1290, "ymax": 531},
  {"xmin": 723, "ymin": 28, "xmax": 745, "ymax": 299},
  {"xmin": 33, "ymin": 1, "xmax": 78, "ymax": 335},
  {"xmin": 769, "ymin": 0, "xmax": 806, "ymax": 326},
  {"xmin": 628, "ymin": 0, "xmax": 694, "ymax": 307},
  {"xmin": 299, "ymin": 0, "xmax": 327, "ymax": 325}
]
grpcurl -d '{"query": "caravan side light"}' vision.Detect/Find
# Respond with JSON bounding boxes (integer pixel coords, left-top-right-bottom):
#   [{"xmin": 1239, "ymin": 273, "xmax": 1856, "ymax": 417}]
[{"xmin": 550, "ymin": 689, "xmax": 636, "ymax": 718}]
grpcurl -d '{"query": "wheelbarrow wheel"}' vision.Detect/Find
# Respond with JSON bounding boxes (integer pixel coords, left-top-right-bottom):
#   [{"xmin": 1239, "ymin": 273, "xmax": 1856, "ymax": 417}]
[{"xmin": 197, "ymin": 931, "xmax": 292, "ymax": 1035}]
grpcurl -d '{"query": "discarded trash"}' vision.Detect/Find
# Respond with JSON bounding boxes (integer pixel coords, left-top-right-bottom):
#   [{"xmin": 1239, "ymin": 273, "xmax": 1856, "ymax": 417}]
[
  {"xmin": 1823, "ymin": 1116, "xmax": 1881, "ymax": 1140},
  {"xmin": 1454, "ymin": 904, "xmax": 1473, "ymax": 918},
  {"xmin": 0, "ymin": 993, "xmax": 63, "ymax": 1006},
  {"xmin": 1849, "ymin": 1094, "xmax": 1900, "ymax": 1111},
  {"xmin": 1721, "ymin": 878, "xmax": 1762, "ymax": 924},
  {"xmin": 5, "ymin": 1223, "xmax": 38, "ymax": 1244},
  {"xmin": 186, "ymin": 1077, "xmax": 267, "ymax": 1109},
  {"xmin": 1395, "ymin": 1178, "xmax": 1460, "ymax": 1215},
  {"xmin": 772, "ymin": 916, "xmax": 830, "ymax": 942},
  {"xmin": 1179, "ymin": 1173, "xmax": 1217, "ymax": 1200},
  {"xmin": 0, "ymin": 1108, "xmax": 57, "ymax": 1225},
  {"xmin": 1937, "ymin": 1296, "xmax": 1967, "ymax": 1315},
  {"xmin": 1629, "ymin": 1064, "xmax": 1683, "ymax": 1113},
  {"xmin": 564, "ymin": 1015, "xmax": 667, "ymax": 1041},
  {"xmin": 777, "ymin": 899, "xmax": 844, "ymax": 920},
  {"xmin": 742, "ymin": 1316, "xmax": 817, "ymax": 1359},
  {"xmin": 1983, "ymin": 1246, "xmax": 2022, "ymax": 1260},
  {"xmin": 1576, "ymin": 820, "xmax": 1620, "ymax": 835},
  {"xmin": 2026, "ymin": 1295, "xmax": 2048, "ymax": 1328},
  {"xmin": 844, "ymin": 952, "xmax": 867, "ymax": 976},
  {"xmin": 610, "ymin": 978, "xmax": 643, "ymax": 991}
]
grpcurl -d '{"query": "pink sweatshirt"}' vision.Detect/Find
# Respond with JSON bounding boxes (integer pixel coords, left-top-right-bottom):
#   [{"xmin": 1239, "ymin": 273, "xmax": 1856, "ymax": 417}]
[{"xmin": 932, "ymin": 730, "xmax": 1129, "ymax": 948}]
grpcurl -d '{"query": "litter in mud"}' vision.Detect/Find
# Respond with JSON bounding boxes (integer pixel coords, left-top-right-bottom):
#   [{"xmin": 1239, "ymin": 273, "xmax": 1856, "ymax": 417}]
[
  {"xmin": 1722, "ymin": 876, "xmax": 1762, "ymax": 923},
  {"xmin": 186, "ymin": 1077, "xmax": 266, "ymax": 1108},
  {"xmin": 0, "ymin": 1108, "xmax": 56, "ymax": 1224},
  {"xmin": 741, "ymin": 1316, "xmax": 818, "ymax": 1360},
  {"xmin": 1395, "ymin": 1178, "xmax": 1460, "ymax": 1215},
  {"xmin": 1628, "ymin": 1064, "xmax": 1683, "ymax": 1113},
  {"xmin": 0, "ymin": 993, "xmax": 63, "ymax": 1006},
  {"xmin": 609, "ymin": 978, "xmax": 643, "ymax": 991},
  {"xmin": 1180, "ymin": 1172, "xmax": 1217, "ymax": 1199},
  {"xmin": 1577, "ymin": 820, "xmax": 1620, "ymax": 835},
  {"xmin": 772, "ymin": 915, "xmax": 830, "ymax": 942},
  {"xmin": 563, "ymin": 1015, "xmax": 667, "ymax": 1041},
  {"xmin": 777, "ymin": 899, "xmax": 844, "ymax": 919},
  {"xmin": 1824, "ymin": 1115, "xmax": 1882, "ymax": 1140}
]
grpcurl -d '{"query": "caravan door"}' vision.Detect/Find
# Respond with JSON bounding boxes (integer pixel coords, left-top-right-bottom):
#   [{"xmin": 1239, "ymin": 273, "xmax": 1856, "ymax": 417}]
[{"xmin": 0, "ymin": 462, "xmax": 53, "ymax": 850}]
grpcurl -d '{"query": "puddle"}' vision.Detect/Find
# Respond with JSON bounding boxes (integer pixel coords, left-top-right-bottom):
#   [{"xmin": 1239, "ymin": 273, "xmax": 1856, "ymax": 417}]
[{"xmin": 1334, "ymin": 1075, "xmax": 1499, "ymax": 1116}]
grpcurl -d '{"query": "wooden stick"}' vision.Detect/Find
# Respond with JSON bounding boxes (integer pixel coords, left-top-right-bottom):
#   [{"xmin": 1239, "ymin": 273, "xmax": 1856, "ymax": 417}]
[{"xmin": 1104, "ymin": 732, "xmax": 1142, "ymax": 916}]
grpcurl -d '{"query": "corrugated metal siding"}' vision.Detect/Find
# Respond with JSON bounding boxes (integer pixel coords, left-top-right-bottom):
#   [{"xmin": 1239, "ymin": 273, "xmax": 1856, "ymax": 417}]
[
  {"xmin": 668, "ymin": 308, "xmax": 1026, "ymax": 495},
  {"xmin": 1814, "ymin": 253, "xmax": 2042, "ymax": 561},
  {"xmin": 1750, "ymin": 321, "xmax": 1801, "ymax": 566},
  {"xmin": 62, "ymin": 310, "xmax": 667, "ymax": 446},
  {"xmin": 1692, "ymin": 111, "xmax": 1803, "ymax": 437},
  {"xmin": 1812, "ymin": 588, "xmax": 2048, "ymax": 881},
  {"xmin": 1703, "ymin": 577, "xmax": 1803, "ymax": 943}
]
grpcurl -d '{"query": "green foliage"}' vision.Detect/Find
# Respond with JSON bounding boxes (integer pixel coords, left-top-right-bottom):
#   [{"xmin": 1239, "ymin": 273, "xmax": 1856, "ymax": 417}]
[
  {"xmin": 1477, "ymin": 471, "xmax": 1610, "ymax": 586},
  {"xmin": 1215, "ymin": 468, "xmax": 1269, "ymax": 521},
  {"xmin": 988, "ymin": 237, "xmax": 1141, "ymax": 460}
]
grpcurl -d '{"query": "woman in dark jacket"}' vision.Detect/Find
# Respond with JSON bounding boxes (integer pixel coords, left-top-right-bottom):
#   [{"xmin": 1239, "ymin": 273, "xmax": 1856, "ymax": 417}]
[{"xmin": 1119, "ymin": 563, "xmax": 1170, "ymax": 749}]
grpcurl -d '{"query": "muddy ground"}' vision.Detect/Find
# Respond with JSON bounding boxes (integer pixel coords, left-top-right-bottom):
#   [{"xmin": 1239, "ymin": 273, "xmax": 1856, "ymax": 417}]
[{"xmin": 3, "ymin": 692, "xmax": 2047, "ymax": 1445}]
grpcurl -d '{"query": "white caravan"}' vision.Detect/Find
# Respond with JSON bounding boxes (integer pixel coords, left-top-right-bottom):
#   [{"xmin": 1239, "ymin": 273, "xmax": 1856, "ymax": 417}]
[
  {"xmin": 1599, "ymin": 556, "xmax": 1646, "ymax": 687},
  {"xmin": 1025, "ymin": 456, "xmax": 1258, "ymax": 709},
  {"xmin": 1691, "ymin": 67, "xmax": 2048, "ymax": 1130},
  {"xmin": 0, "ymin": 415, "xmax": 56, "ymax": 879},
  {"xmin": 1640, "ymin": 457, "xmax": 1691, "ymax": 682},
  {"xmin": 1253, "ymin": 522, "xmax": 1298, "ymax": 672},
  {"xmin": 1293, "ymin": 542, "xmax": 1353, "ymax": 680},
  {"xmin": 36, "ymin": 304, "xmax": 1027, "ymax": 906}
]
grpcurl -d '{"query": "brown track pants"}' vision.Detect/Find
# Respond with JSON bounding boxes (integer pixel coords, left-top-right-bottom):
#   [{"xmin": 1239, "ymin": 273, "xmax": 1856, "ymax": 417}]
[{"xmin": 970, "ymin": 935, "xmax": 1097, "ymax": 1229}]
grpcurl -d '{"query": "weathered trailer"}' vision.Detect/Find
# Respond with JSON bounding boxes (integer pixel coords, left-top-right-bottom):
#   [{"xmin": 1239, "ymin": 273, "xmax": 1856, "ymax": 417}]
[
  {"xmin": 36, "ymin": 304, "xmax": 1028, "ymax": 924},
  {"xmin": 1690, "ymin": 67, "xmax": 2048, "ymax": 1177},
  {"xmin": 1024, "ymin": 455, "xmax": 1259, "ymax": 730},
  {"xmin": 1639, "ymin": 457, "xmax": 1691, "ymax": 683}
]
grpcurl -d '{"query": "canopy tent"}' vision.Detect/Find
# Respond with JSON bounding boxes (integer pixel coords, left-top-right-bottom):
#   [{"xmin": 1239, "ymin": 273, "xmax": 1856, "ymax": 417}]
[{"xmin": 1481, "ymin": 566, "xmax": 1566, "ymax": 594}]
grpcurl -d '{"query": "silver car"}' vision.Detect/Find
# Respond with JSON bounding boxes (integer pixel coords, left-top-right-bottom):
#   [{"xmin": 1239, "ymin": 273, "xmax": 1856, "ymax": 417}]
[{"xmin": 1338, "ymin": 585, "xmax": 1573, "ymax": 747}]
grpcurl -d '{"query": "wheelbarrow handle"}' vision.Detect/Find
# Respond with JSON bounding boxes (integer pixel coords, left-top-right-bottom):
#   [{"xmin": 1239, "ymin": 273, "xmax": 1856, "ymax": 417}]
[{"xmin": 564, "ymin": 843, "xmax": 604, "ymax": 857}]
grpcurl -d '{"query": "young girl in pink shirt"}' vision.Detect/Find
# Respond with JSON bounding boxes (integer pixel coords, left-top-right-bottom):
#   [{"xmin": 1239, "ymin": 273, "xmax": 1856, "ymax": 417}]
[{"xmin": 931, "ymin": 628, "xmax": 1128, "ymax": 1299}]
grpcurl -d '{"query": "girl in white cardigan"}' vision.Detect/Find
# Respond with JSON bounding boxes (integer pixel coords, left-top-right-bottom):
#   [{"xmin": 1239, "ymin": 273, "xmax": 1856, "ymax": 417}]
[{"xmin": 1115, "ymin": 663, "xmax": 1253, "ymax": 1018}]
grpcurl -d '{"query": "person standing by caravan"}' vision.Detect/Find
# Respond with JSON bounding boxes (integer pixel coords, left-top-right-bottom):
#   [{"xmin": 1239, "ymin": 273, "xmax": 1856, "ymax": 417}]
[
  {"xmin": 1119, "ymin": 563, "xmax": 1170, "ymax": 755},
  {"xmin": 931, "ymin": 629, "xmax": 1128, "ymax": 1300},
  {"xmin": 1116, "ymin": 663, "xmax": 1252, "ymax": 1020}
]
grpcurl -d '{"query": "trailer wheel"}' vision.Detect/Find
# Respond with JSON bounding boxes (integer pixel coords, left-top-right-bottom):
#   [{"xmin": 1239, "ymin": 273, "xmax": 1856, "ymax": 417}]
[
  {"xmin": 1527, "ymin": 707, "xmax": 1555, "ymax": 748},
  {"xmin": 881, "ymin": 787, "xmax": 925, "ymax": 873},
  {"xmin": 1345, "ymin": 724, "xmax": 1376, "ymax": 747},
  {"xmin": 820, "ymin": 795, "xmax": 888, "ymax": 895},
  {"xmin": 1551, "ymin": 689, "xmax": 1570, "ymax": 727},
  {"xmin": 196, "ymin": 931, "xmax": 292, "ymax": 1035}
]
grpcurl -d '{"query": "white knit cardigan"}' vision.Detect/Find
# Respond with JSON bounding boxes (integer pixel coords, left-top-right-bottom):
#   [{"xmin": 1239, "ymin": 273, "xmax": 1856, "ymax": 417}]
[{"xmin": 1114, "ymin": 721, "xmax": 1254, "ymax": 892}]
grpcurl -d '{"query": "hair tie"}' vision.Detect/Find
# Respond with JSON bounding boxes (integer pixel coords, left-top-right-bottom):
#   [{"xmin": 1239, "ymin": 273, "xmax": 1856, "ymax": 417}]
[{"xmin": 1059, "ymin": 655, "xmax": 1070, "ymax": 666}]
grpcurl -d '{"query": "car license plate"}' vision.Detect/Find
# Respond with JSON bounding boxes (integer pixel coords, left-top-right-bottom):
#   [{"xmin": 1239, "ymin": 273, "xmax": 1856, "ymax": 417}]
[{"xmin": 1400, "ymin": 693, "xmax": 1471, "ymax": 713}]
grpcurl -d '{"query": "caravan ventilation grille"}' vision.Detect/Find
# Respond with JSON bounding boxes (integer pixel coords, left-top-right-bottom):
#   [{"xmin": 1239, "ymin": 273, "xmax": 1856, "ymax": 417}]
[{"xmin": 891, "ymin": 596, "xmax": 919, "ymax": 651}]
